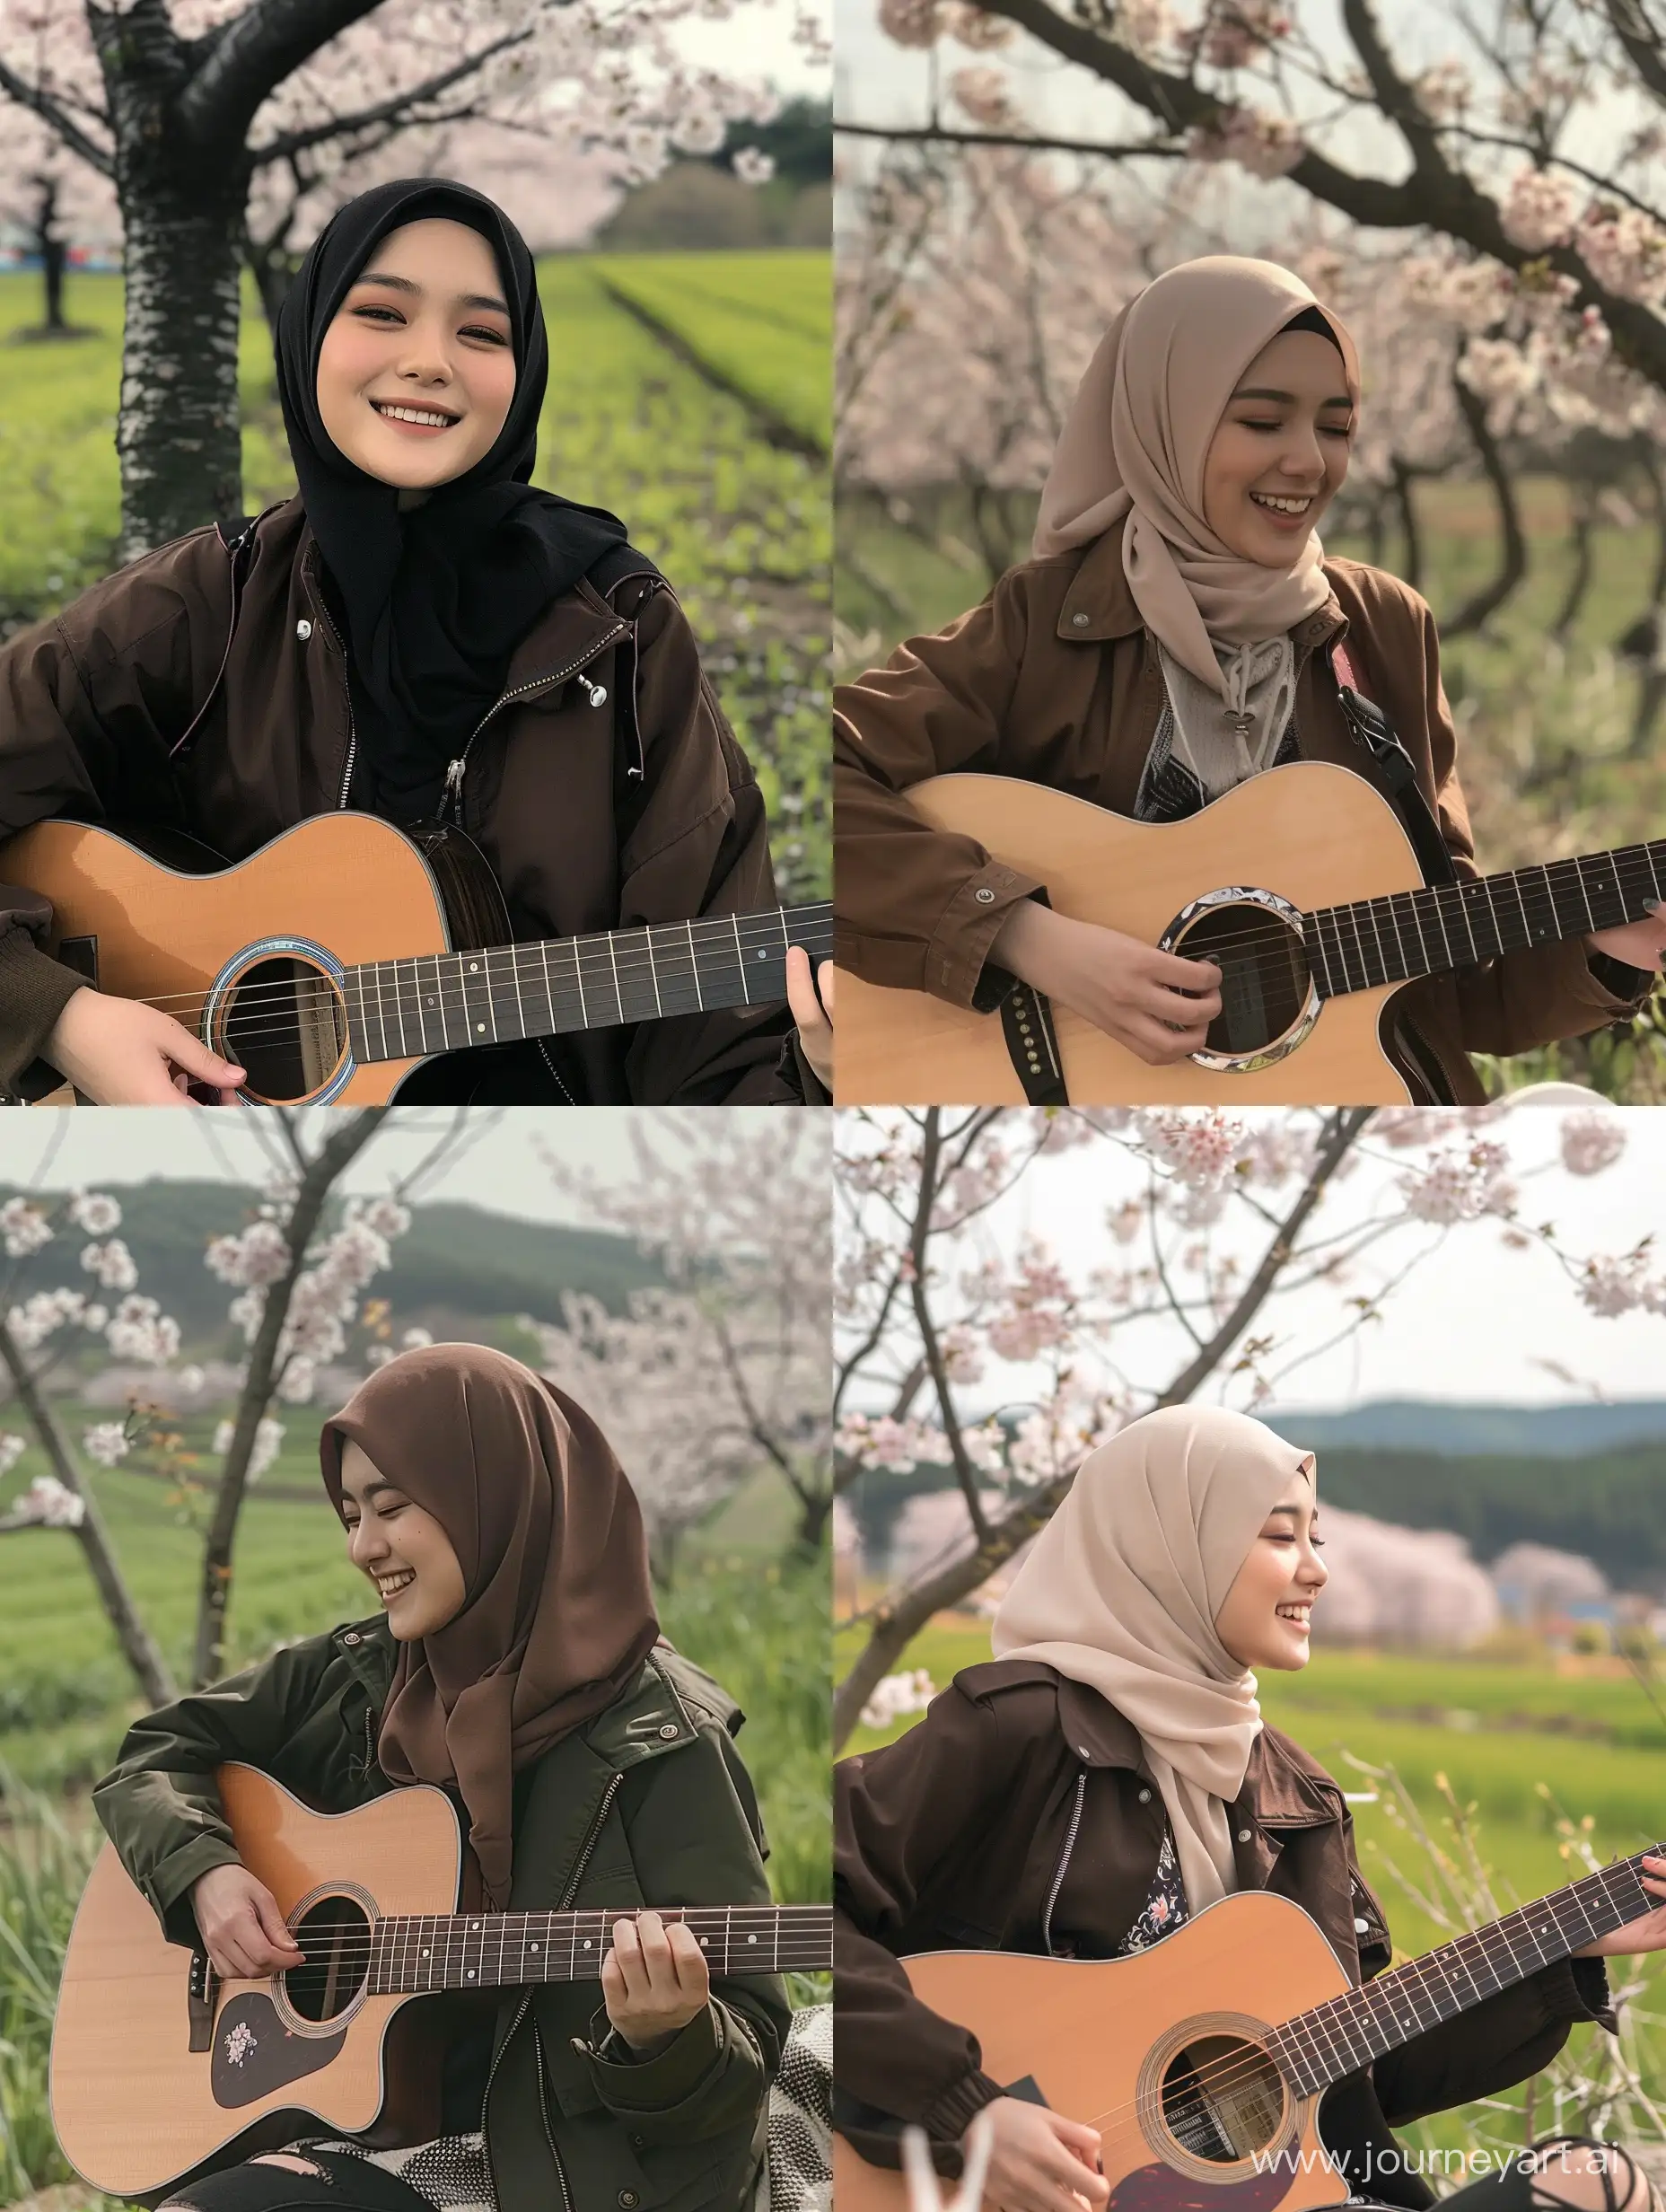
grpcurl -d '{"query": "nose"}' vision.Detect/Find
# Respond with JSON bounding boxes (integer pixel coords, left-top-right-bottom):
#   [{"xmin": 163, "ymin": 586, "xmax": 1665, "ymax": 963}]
[
  {"xmin": 396, "ymin": 326, "xmax": 453, "ymax": 387},
  {"xmin": 347, "ymin": 1517, "xmax": 388, "ymax": 1570}
]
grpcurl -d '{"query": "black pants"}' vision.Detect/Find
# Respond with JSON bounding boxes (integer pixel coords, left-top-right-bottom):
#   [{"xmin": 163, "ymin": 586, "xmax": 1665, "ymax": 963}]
[{"xmin": 160, "ymin": 2149, "xmax": 434, "ymax": 2211}]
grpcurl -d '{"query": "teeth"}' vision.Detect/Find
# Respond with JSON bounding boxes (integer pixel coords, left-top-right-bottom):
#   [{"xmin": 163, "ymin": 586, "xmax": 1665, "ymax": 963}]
[
  {"xmin": 373, "ymin": 403, "xmax": 456, "ymax": 428},
  {"xmin": 377, "ymin": 1571, "xmax": 416, "ymax": 1596},
  {"xmin": 1251, "ymin": 491, "xmax": 1312, "ymax": 514},
  {"xmin": 1276, "ymin": 1605, "xmax": 1309, "ymax": 1620}
]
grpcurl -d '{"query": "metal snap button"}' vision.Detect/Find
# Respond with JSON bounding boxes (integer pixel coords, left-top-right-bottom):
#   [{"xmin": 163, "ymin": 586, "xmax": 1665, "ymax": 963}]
[
  {"xmin": 342, "ymin": 1630, "xmax": 360, "ymax": 1645},
  {"xmin": 1137, "ymin": 1787, "xmax": 1152, "ymax": 1803},
  {"xmin": 1237, "ymin": 1828, "xmax": 1252, "ymax": 1842},
  {"xmin": 658, "ymin": 1724, "xmax": 679, "ymax": 1739},
  {"xmin": 1354, "ymin": 1917, "xmax": 1370, "ymax": 1934},
  {"xmin": 1071, "ymin": 610, "xmax": 1091, "ymax": 628},
  {"xmin": 974, "ymin": 887, "xmax": 995, "ymax": 903},
  {"xmin": 295, "ymin": 619, "xmax": 312, "ymax": 641},
  {"xmin": 619, "ymin": 2192, "xmax": 641, "ymax": 2208}
]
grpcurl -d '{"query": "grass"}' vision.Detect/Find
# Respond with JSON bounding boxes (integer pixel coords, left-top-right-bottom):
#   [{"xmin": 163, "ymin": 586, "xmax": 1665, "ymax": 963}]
[
  {"xmin": 0, "ymin": 1453, "xmax": 828, "ymax": 2206},
  {"xmin": 836, "ymin": 1618, "xmax": 1666, "ymax": 2174},
  {"xmin": 834, "ymin": 471, "xmax": 1666, "ymax": 1097},
  {"xmin": 0, "ymin": 253, "xmax": 830, "ymax": 905}
]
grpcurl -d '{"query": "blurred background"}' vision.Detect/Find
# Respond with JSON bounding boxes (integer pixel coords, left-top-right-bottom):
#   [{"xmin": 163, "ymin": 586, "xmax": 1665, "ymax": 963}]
[
  {"xmin": 0, "ymin": 0, "xmax": 830, "ymax": 901},
  {"xmin": 0, "ymin": 1105, "xmax": 830, "ymax": 2210},
  {"xmin": 834, "ymin": 0, "xmax": 1666, "ymax": 1085},
  {"xmin": 835, "ymin": 1102, "xmax": 1666, "ymax": 2184}
]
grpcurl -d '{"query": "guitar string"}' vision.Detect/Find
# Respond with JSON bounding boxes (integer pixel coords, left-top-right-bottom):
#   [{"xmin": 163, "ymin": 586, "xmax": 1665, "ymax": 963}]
[
  {"xmin": 103, "ymin": 911, "xmax": 836, "ymax": 1019},
  {"xmin": 264, "ymin": 1908, "xmax": 832, "ymax": 1971}
]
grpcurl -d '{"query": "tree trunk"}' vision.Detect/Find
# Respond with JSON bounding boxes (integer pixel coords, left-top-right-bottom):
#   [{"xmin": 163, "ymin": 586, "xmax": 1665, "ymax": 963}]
[
  {"xmin": 1443, "ymin": 377, "xmax": 1529, "ymax": 638},
  {"xmin": 33, "ymin": 174, "xmax": 68, "ymax": 333},
  {"xmin": 795, "ymin": 1487, "xmax": 832, "ymax": 1553},
  {"xmin": 89, "ymin": 7, "xmax": 250, "ymax": 556},
  {"xmin": 1552, "ymin": 494, "xmax": 1595, "ymax": 641},
  {"xmin": 0, "ymin": 1323, "xmax": 177, "ymax": 1708},
  {"xmin": 1390, "ymin": 458, "xmax": 1423, "ymax": 593},
  {"xmin": 191, "ymin": 1110, "xmax": 392, "ymax": 1689}
]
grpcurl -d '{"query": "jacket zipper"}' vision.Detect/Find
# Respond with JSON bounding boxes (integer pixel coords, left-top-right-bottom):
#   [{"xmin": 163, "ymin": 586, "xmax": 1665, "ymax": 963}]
[
  {"xmin": 439, "ymin": 621, "xmax": 627, "ymax": 829},
  {"xmin": 480, "ymin": 1769, "xmax": 624, "ymax": 2212},
  {"xmin": 1040, "ymin": 1770, "xmax": 1086, "ymax": 1958},
  {"xmin": 307, "ymin": 589, "xmax": 358, "ymax": 809}
]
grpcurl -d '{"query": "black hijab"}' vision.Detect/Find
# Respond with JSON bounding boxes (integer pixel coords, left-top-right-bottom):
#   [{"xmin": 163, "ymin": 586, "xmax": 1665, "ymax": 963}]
[{"xmin": 276, "ymin": 178, "xmax": 630, "ymax": 819}]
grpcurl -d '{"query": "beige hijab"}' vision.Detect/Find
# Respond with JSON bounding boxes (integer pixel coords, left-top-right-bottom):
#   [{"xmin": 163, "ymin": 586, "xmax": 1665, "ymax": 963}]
[
  {"xmin": 1032, "ymin": 255, "xmax": 1361, "ymax": 695},
  {"xmin": 991, "ymin": 1405, "xmax": 1314, "ymax": 1916}
]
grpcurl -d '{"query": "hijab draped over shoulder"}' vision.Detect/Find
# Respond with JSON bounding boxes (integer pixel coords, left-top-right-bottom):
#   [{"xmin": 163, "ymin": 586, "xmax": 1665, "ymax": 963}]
[
  {"xmin": 320, "ymin": 1343, "xmax": 659, "ymax": 1909},
  {"xmin": 1032, "ymin": 256, "xmax": 1360, "ymax": 704},
  {"xmin": 276, "ymin": 178, "xmax": 633, "ymax": 819},
  {"xmin": 991, "ymin": 1404, "xmax": 1314, "ymax": 1915}
]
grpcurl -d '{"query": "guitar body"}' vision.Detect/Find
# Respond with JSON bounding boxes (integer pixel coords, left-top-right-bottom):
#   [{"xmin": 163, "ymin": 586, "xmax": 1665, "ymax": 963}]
[
  {"xmin": 1, "ymin": 813, "xmax": 506, "ymax": 1105},
  {"xmin": 51, "ymin": 1764, "xmax": 462, "ymax": 2203},
  {"xmin": 834, "ymin": 765, "xmax": 1427, "ymax": 1105},
  {"xmin": 834, "ymin": 1892, "xmax": 1352, "ymax": 2212}
]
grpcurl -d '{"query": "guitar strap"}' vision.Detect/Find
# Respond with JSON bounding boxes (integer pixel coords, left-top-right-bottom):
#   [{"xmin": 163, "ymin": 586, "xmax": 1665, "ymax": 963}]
[{"xmin": 1327, "ymin": 637, "xmax": 1457, "ymax": 889}]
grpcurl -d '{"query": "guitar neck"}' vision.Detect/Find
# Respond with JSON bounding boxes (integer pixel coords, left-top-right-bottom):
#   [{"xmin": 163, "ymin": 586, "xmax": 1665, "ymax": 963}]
[
  {"xmin": 339, "ymin": 905, "xmax": 833, "ymax": 1064},
  {"xmin": 1310, "ymin": 846, "xmax": 1666, "ymax": 999},
  {"xmin": 1265, "ymin": 1845, "xmax": 1659, "ymax": 2097},
  {"xmin": 364, "ymin": 1903, "xmax": 831, "ymax": 1997}
]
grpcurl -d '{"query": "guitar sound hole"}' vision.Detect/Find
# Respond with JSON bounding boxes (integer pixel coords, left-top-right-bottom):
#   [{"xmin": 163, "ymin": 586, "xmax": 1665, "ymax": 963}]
[
  {"xmin": 222, "ymin": 957, "xmax": 348, "ymax": 1102},
  {"xmin": 1171, "ymin": 902, "xmax": 1311, "ymax": 1058},
  {"xmin": 1160, "ymin": 2032, "xmax": 1286, "ymax": 2164},
  {"xmin": 283, "ymin": 1895, "xmax": 372, "ymax": 2023}
]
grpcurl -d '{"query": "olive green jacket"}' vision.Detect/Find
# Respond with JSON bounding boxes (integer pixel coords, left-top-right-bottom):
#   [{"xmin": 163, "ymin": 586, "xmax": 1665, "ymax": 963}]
[{"xmin": 92, "ymin": 1619, "xmax": 789, "ymax": 2212}]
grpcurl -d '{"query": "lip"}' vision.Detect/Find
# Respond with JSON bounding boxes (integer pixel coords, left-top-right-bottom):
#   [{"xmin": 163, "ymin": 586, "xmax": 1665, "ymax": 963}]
[
  {"xmin": 1275, "ymin": 1606, "xmax": 1312, "ymax": 1632},
  {"xmin": 369, "ymin": 399, "xmax": 460, "ymax": 438},
  {"xmin": 375, "ymin": 1570, "xmax": 416, "ymax": 1602},
  {"xmin": 1249, "ymin": 489, "xmax": 1320, "ymax": 532}
]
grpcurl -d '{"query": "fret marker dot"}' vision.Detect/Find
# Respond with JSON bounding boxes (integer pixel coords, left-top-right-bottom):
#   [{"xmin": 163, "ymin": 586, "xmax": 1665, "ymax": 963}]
[
  {"xmin": 748, "ymin": 1934, "xmax": 758, "ymax": 1944},
  {"xmin": 478, "ymin": 1023, "xmax": 486, "ymax": 1032},
  {"xmin": 422, "ymin": 1948, "xmax": 431, "ymax": 1958},
  {"xmin": 530, "ymin": 1944, "xmax": 539, "ymax": 1953},
  {"xmin": 583, "ymin": 1939, "xmax": 592, "ymax": 1950},
  {"xmin": 468, "ymin": 1970, "xmax": 475, "ymax": 1979}
]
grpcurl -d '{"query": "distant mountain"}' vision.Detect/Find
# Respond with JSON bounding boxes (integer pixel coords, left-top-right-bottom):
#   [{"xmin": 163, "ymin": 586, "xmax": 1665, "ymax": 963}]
[
  {"xmin": 0, "ymin": 1180, "xmax": 660, "ymax": 1350},
  {"xmin": 1263, "ymin": 1399, "xmax": 1666, "ymax": 1457}
]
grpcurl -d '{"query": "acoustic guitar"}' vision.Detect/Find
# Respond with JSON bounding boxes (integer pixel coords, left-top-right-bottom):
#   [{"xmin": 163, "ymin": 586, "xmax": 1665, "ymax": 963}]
[
  {"xmin": 834, "ymin": 1842, "xmax": 1662, "ymax": 2212},
  {"xmin": 0, "ymin": 814, "xmax": 830, "ymax": 1105},
  {"xmin": 50, "ymin": 1761, "xmax": 833, "ymax": 2203},
  {"xmin": 832, "ymin": 763, "xmax": 1666, "ymax": 1104}
]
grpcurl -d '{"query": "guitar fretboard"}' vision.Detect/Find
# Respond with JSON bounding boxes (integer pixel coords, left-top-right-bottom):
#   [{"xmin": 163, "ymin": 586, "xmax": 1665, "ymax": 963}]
[
  {"xmin": 341, "ymin": 905, "xmax": 833, "ymax": 1064},
  {"xmin": 363, "ymin": 1903, "xmax": 831, "ymax": 1997},
  {"xmin": 1307, "ymin": 846, "xmax": 1666, "ymax": 999},
  {"xmin": 1266, "ymin": 1845, "xmax": 1657, "ymax": 2095}
]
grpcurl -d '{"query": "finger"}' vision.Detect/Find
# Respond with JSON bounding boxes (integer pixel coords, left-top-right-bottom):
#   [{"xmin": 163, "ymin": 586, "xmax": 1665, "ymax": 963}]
[
  {"xmin": 634, "ymin": 1909, "xmax": 675, "ymax": 1989},
  {"xmin": 816, "ymin": 961, "xmax": 835, "ymax": 1020},
  {"xmin": 163, "ymin": 1020, "xmax": 245, "ymax": 1089},
  {"xmin": 1049, "ymin": 2120, "xmax": 1103, "ymax": 2159},
  {"xmin": 785, "ymin": 946, "xmax": 824, "ymax": 1032},
  {"xmin": 1144, "ymin": 947, "xmax": 1223, "ymax": 991},
  {"xmin": 1128, "ymin": 1015, "xmax": 1206, "ymax": 1065},
  {"xmin": 1146, "ymin": 982, "xmax": 1222, "ymax": 1023},
  {"xmin": 609, "ymin": 1916, "xmax": 646, "ymax": 1999},
  {"xmin": 255, "ymin": 1894, "xmax": 303, "ymax": 1958},
  {"xmin": 665, "ymin": 1920, "xmax": 711, "ymax": 1995}
]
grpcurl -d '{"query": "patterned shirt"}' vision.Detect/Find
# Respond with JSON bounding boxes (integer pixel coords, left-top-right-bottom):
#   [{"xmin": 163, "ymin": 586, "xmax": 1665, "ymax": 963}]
[{"xmin": 1114, "ymin": 1815, "xmax": 1190, "ymax": 1957}]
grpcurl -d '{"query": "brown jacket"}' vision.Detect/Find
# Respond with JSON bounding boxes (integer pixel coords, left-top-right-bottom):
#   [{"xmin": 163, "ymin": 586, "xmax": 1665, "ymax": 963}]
[
  {"xmin": 0, "ymin": 497, "xmax": 811, "ymax": 1103},
  {"xmin": 833, "ymin": 539, "xmax": 1644, "ymax": 1102},
  {"xmin": 835, "ymin": 1661, "xmax": 1616, "ymax": 2208}
]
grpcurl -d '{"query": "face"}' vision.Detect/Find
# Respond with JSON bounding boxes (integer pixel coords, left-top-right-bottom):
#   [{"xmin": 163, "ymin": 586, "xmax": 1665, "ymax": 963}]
[
  {"xmin": 1213, "ymin": 1461, "xmax": 1326, "ymax": 1672},
  {"xmin": 1199, "ymin": 329, "xmax": 1355, "ymax": 566},
  {"xmin": 337, "ymin": 1435, "xmax": 467, "ymax": 1640},
  {"xmin": 314, "ymin": 217, "xmax": 517, "ymax": 494}
]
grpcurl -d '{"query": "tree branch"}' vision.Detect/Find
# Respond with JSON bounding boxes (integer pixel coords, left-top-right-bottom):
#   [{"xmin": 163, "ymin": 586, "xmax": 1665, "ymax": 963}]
[
  {"xmin": 191, "ymin": 1109, "xmax": 392, "ymax": 1690},
  {"xmin": 248, "ymin": 29, "xmax": 530, "ymax": 167},
  {"xmin": 179, "ymin": 0, "xmax": 387, "ymax": 149},
  {"xmin": 1442, "ymin": 373, "xmax": 1529, "ymax": 636},
  {"xmin": 908, "ymin": 1109, "xmax": 993, "ymax": 1544},
  {"xmin": 0, "ymin": 54, "xmax": 114, "ymax": 176},
  {"xmin": 0, "ymin": 1327, "xmax": 177, "ymax": 1707},
  {"xmin": 836, "ymin": 118, "xmax": 1184, "ymax": 160}
]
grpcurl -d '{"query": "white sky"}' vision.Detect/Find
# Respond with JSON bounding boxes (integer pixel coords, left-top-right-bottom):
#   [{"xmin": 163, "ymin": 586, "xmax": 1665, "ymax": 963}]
[
  {"xmin": 841, "ymin": 1106, "xmax": 1666, "ymax": 1416},
  {"xmin": 0, "ymin": 1108, "xmax": 786, "ymax": 1230}
]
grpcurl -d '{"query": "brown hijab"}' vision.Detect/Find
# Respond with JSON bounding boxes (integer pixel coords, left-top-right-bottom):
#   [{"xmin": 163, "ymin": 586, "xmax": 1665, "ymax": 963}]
[{"xmin": 320, "ymin": 1342, "xmax": 659, "ymax": 1909}]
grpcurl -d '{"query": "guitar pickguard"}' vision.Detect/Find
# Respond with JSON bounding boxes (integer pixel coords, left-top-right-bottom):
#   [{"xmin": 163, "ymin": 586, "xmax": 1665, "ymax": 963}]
[
  {"xmin": 210, "ymin": 1992, "xmax": 346, "ymax": 2109},
  {"xmin": 1108, "ymin": 2161, "xmax": 1292, "ymax": 2212}
]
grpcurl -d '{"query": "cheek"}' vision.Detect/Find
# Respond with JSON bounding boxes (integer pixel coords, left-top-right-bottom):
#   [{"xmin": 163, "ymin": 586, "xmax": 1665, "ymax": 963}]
[{"xmin": 468, "ymin": 355, "xmax": 516, "ymax": 435}]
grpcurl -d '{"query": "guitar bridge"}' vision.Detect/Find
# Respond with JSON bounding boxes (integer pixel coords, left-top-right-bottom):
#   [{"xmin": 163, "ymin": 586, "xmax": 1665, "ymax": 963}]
[{"xmin": 188, "ymin": 1947, "xmax": 218, "ymax": 2053}]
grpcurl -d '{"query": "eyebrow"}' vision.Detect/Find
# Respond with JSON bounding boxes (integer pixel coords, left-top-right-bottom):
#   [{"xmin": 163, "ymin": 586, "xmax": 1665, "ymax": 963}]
[
  {"xmin": 1265, "ymin": 1504, "xmax": 1302, "ymax": 1518},
  {"xmin": 1231, "ymin": 384, "xmax": 1354, "ymax": 409},
  {"xmin": 353, "ymin": 269, "xmax": 511, "ymax": 317},
  {"xmin": 343, "ymin": 1479, "xmax": 406, "ymax": 1505}
]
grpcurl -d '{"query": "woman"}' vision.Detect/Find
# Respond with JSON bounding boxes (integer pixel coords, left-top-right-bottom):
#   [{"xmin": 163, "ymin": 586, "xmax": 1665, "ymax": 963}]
[
  {"xmin": 92, "ymin": 1342, "xmax": 789, "ymax": 2211},
  {"xmin": 0, "ymin": 176, "xmax": 831, "ymax": 1104},
  {"xmin": 833, "ymin": 255, "xmax": 1666, "ymax": 1103},
  {"xmin": 835, "ymin": 1405, "xmax": 1666, "ymax": 2212}
]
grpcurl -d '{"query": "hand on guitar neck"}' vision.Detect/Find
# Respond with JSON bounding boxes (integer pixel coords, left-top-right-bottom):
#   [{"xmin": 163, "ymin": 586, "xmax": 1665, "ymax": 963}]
[
  {"xmin": 47, "ymin": 988, "xmax": 245, "ymax": 1106},
  {"xmin": 785, "ymin": 943, "xmax": 834, "ymax": 1092},
  {"xmin": 990, "ymin": 901, "xmax": 1223, "ymax": 1067},
  {"xmin": 1587, "ymin": 911, "xmax": 1666, "ymax": 970},
  {"xmin": 1574, "ymin": 1851, "xmax": 1666, "ymax": 1956}
]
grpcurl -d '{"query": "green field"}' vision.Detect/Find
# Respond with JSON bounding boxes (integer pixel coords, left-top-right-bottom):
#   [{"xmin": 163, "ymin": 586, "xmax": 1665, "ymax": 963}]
[
  {"xmin": 837, "ymin": 1618, "xmax": 1666, "ymax": 2167},
  {"xmin": 835, "ymin": 474, "xmax": 1666, "ymax": 1097},
  {"xmin": 0, "ymin": 1442, "xmax": 828, "ymax": 2205},
  {"xmin": 0, "ymin": 251, "xmax": 830, "ymax": 903}
]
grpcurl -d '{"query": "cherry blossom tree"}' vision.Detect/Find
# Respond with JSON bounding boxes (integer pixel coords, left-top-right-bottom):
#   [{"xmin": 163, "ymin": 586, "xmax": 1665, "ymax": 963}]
[
  {"xmin": 832, "ymin": 1102, "xmax": 1662, "ymax": 1749},
  {"xmin": 538, "ymin": 1112, "xmax": 834, "ymax": 1552},
  {"xmin": 0, "ymin": 1107, "xmax": 486, "ymax": 1696},
  {"xmin": 0, "ymin": 0, "xmax": 821, "ymax": 553}
]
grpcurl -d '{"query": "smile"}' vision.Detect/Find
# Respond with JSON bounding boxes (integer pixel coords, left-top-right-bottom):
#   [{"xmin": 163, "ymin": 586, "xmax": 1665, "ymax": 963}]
[
  {"xmin": 371, "ymin": 401, "xmax": 459, "ymax": 429},
  {"xmin": 1250, "ymin": 490, "xmax": 1314, "ymax": 515},
  {"xmin": 1275, "ymin": 1603, "xmax": 1311, "ymax": 1624},
  {"xmin": 376, "ymin": 1569, "xmax": 416, "ymax": 1599}
]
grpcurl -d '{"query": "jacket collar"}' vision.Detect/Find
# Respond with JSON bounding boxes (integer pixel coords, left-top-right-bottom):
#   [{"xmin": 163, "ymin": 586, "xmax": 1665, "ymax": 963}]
[{"xmin": 1052, "ymin": 527, "xmax": 1348, "ymax": 661}]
